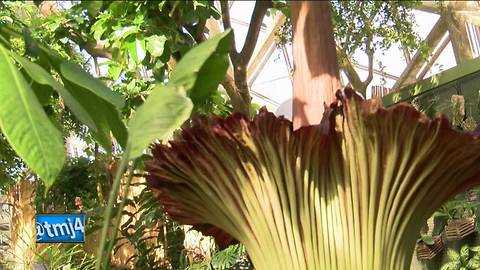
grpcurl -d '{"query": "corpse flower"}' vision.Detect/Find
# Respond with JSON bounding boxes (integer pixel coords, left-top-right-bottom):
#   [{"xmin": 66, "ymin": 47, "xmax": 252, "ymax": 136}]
[{"xmin": 146, "ymin": 88, "xmax": 480, "ymax": 270}]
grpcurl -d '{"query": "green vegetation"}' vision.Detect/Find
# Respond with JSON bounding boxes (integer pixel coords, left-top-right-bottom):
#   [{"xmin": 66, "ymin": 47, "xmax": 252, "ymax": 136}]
[
  {"xmin": 441, "ymin": 245, "xmax": 480, "ymax": 270},
  {"xmin": 0, "ymin": 1, "xmax": 479, "ymax": 270}
]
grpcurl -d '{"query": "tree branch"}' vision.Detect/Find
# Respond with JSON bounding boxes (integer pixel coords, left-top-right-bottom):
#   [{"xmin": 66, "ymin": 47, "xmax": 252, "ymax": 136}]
[
  {"xmin": 203, "ymin": 14, "xmax": 249, "ymax": 115},
  {"xmin": 238, "ymin": 0, "xmax": 272, "ymax": 66},
  {"xmin": 336, "ymin": 45, "xmax": 363, "ymax": 91},
  {"xmin": 362, "ymin": 12, "xmax": 377, "ymax": 92},
  {"xmin": 195, "ymin": 18, "xmax": 207, "ymax": 42},
  {"xmin": 364, "ymin": 37, "xmax": 374, "ymax": 89},
  {"xmin": 184, "ymin": 18, "xmax": 208, "ymax": 44},
  {"xmin": 341, "ymin": 21, "xmax": 355, "ymax": 53},
  {"xmin": 401, "ymin": 44, "xmax": 412, "ymax": 63},
  {"xmin": 93, "ymin": 57, "xmax": 101, "ymax": 76},
  {"xmin": 220, "ymin": 1, "xmax": 238, "ymax": 61},
  {"xmin": 221, "ymin": 74, "xmax": 249, "ymax": 114},
  {"xmin": 83, "ymin": 40, "xmax": 112, "ymax": 59},
  {"xmin": 38, "ymin": 2, "xmax": 112, "ymax": 59},
  {"xmin": 61, "ymin": 24, "xmax": 113, "ymax": 59},
  {"xmin": 220, "ymin": 0, "xmax": 273, "ymax": 116}
]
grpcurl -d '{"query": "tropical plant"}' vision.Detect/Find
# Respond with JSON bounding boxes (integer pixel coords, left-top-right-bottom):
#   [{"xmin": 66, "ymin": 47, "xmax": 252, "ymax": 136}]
[
  {"xmin": 35, "ymin": 157, "xmax": 101, "ymax": 212},
  {"xmin": 417, "ymin": 234, "xmax": 436, "ymax": 246},
  {"xmin": 441, "ymin": 245, "xmax": 480, "ymax": 270},
  {"xmin": 2, "ymin": 2, "xmax": 478, "ymax": 270},
  {"xmin": 35, "ymin": 244, "xmax": 97, "ymax": 270},
  {"xmin": 93, "ymin": 28, "xmax": 234, "ymax": 269},
  {"xmin": 114, "ymin": 183, "xmax": 186, "ymax": 269},
  {"xmin": 146, "ymin": 88, "xmax": 480, "ymax": 270},
  {"xmin": 20, "ymin": 0, "xmax": 260, "ymax": 117},
  {"xmin": 434, "ymin": 199, "xmax": 480, "ymax": 221},
  {"xmin": 0, "ymin": 0, "xmax": 235, "ymax": 187},
  {"xmin": 186, "ymin": 243, "xmax": 251, "ymax": 270},
  {"xmin": 1, "ymin": 2, "xmax": 249, "ymax": 269},
  {"xmin": 210, "ymin": 244, "xmax": 250, "ymax": 270}
]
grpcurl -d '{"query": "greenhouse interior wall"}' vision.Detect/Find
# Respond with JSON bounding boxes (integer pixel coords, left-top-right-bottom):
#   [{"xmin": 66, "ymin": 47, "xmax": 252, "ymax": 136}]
[{"xmin": 382, "ymin": 56, "xmax": 480, "ymax": 270}]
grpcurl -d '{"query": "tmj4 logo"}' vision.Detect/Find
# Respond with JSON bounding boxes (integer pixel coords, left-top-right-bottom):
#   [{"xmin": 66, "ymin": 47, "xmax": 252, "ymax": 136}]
[{"xmin": 36, "ymin": 214, "xmax": 85, "ymax": 243}]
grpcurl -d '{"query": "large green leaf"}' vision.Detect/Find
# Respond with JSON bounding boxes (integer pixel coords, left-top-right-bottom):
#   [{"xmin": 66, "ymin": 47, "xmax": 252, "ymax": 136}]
[
  {"xmin": 10, "ymin": 52, "xmax": 97, "ymax": 132},
  {"xmin": 127, "ymin": 38, "xmax": 146, "ymax": 64},
  {"xmin": 467, "ymin": 257, "xmax": 480, "ymax": 269},
  {"xmin": 0, "ymin": 45, "xmax": 64, "ymax": 188},
  {"xmin": 170, "ymin": 30, "xmax": 231, "ymax": 105},
  {"xmin": 56, "ymin": 60, "xmax": 127, "ymax": 151},
  {"xmin": 146, "ymin": 35, "xmax": 167, "ymax": 57},
  {"xmin": 13, "ymin": 54, "xmax": 126, "ymax": 152},
  {"xmin": 59, "ymin": 61, "xmax": 125, "ymax": 109},
  {"xmin": 29, "ymin": 81, "xmax": 53, "ymax": 105},
  {"xmin": 126, "ymin": 85, "xmax": 192, "ymax": 160},
  {"xmin": 62, "ymin": 80, "xmax": 127, "ymax": 152},
  {"xmin": 112, "ymin": 25, "xmax": 138, "ymax": 41}
]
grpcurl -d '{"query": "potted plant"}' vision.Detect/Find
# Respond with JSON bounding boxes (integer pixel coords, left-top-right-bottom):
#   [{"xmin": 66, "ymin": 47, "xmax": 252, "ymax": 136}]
[
  {"xmin": 436, "ymin": 199, "xmax": 479, "ymax": 241},
  {"xmin": 466, "ymin": 187, "xmax": 480, "ymax": 203},
  {"xmin": 441, "ymin": 245, "xmax": 480, "ymax": 270},
  {"xmin": 416, "ymin": 234, "xmax": 444, "ymax": 260}
]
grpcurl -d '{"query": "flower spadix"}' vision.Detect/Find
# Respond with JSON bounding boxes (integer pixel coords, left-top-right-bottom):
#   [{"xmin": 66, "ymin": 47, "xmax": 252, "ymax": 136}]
[{"xmin": 147, "ymin": 88, "xmax": 480, "ymax": 270}]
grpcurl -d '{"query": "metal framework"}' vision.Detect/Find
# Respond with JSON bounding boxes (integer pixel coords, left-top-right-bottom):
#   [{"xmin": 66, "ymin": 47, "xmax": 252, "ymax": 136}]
[
  {"xmin": 214, "ymin": 1, "xmax": 480, "ymax": 107},
  {"xmin": 382, "ymin": 56, "xmax": 480, "ymax": 107}
]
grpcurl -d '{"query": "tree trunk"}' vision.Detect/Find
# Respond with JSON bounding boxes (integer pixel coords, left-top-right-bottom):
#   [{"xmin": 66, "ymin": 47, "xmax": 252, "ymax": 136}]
[
  {"xmin": 219, "ymin": 1, "xmax": 273, "ymax": 118},
  {"xmin": 291, "ymin": 1, "xmax": 341, "ymax": 130},
  {"xmin": 232, "ymin": 67, "xmax": 251, "ymax": 116},
  {"xmin": 8, "ymin": 179, "xmax": 36, "ymax": 270},
  {"xmin": 222, "ymin": 74, "xmax": 250, "ymax": 116}
]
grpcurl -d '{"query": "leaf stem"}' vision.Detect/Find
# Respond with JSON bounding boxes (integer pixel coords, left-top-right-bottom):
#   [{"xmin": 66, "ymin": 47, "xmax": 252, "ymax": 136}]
[
  {"xmin": 105, "ymin": 161, "xmax": 136, "ymax": 267},
  {"xmin": 95, "ymin": 152, "xmax": 130, "ymax": 270}
]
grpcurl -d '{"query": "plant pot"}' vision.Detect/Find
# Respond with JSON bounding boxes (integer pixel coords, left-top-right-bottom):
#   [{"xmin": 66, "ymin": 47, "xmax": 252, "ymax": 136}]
[
  {"xmin": 445, "ymin": 216, "xmax": 476, "ymax": 241},
  {"xmin": 467, "ymin": 190, "xmax": 478, "ymax": 202},
  {"xmin": 416, "ymin": 236, "xmax": 444, "ymax": 260}
]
